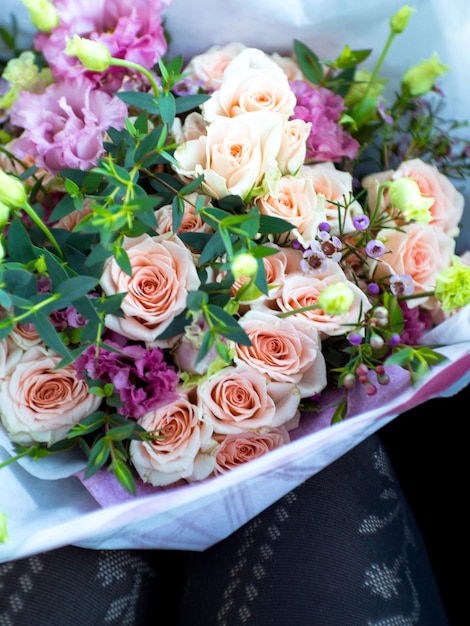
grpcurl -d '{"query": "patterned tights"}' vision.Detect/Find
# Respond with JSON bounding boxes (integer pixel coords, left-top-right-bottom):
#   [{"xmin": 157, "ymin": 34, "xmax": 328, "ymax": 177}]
[{"xmin": 0, "ymin": 435, "xmax": 449, "ymax": 626}]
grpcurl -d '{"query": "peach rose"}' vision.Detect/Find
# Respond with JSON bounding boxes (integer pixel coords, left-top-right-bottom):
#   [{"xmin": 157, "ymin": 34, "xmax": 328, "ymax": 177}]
[
  {"xmin": 300, "ymin": 162, "xmax": 365, "ymax": 234},
  {"xmin": 197, "ymin": 364, "xmax": 301, "ymax": 435},
  {"xmin": 256, "ymin": 174, "xmax": 326, "ymax": 247},
  {"xmin": 155, "ymin": 192, "xmax": 213, "ymax": 236},
  {"xmin": 265, "ymin": 261, "xmax": 372, "ymax": 338},
  {"xmin": 99, "ymin": 233, "xmax": 201, "ymax": 345},
  {"xmin": 172, "ymin": 111, "xmax": 208, "ymax": 144},
  {"xmin": 0, "ymin": 337, "xmax": 23, "ymax": 379},
  {"xmin": 213, "ymin": 426, "xmax": 290, "ymax": 475},
  {"xmin": 228, "ymin": 243, "xmax": 289, "ymax": 304},
  {"xmin": 173, "ymin": 110, "xmax": 284, "ymax": 201},
  {"xmin": 276, "ymin": 118, "xmax": 311, "ymax": 175},
  {"xmin": 7, "ymin": 322, "xmax": 42, "ymax": 351},
  {"xmin": 182, "ymin": 42, "xmax": 247, "ymax": 92},
  {"xmin": 234, "ymin": 309, "xmax": 327, "ymax": 397},
  {"xmin": 370, "ymin": 222, "xmax": 456, "ymax": 308},
  {"xmin": 129, "ymin": 387, "xmax": 216, "ymax": 487},
  {"xmin": 201, "ymin": 48, "xmax": 296, "ymax": 122},
  {"xmin": 0, "ymin": 345, "xmax": 101, "ymax": 445},
  {"xmin": 362, "ymin": 158, "xmax": 464, "ymax": 238}
]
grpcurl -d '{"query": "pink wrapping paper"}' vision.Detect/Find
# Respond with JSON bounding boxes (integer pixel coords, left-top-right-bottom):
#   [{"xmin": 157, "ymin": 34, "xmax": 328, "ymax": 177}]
[{"xmin": 1, "ymin": 306, "xmax": 469, "ymax": 563}]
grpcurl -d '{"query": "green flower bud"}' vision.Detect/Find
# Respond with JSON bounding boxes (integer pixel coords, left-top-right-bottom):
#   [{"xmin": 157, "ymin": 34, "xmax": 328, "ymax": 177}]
[
  {"xmin": 390, "ymin": 5, "xmax": 415, "ymax": 34},
  {"xmin": 402, "ymin": 53, "xmax": 449, "ymax": 97},
  {"xmin": 388, "ymin": 178, "xmax": 433, "ymax": 223},
  {"xmin": 22, "ymin": 0, "xmax": 60, "ymax": 33},
  {"xmin": 317, "ymin": 282, "xmax": 355, "ymax": 315},
  {"xmin": 0, "ymin": 171, "xmax": 28, "ymax": 208},
  {"xmin": 0, "ymin": 201, "xmax": 10, "ymax": 229},
  {"xmin": 65, "ymin": 35, "xmax": 112, "ymax": 72},
  {"xmin": 435, "ymin": 256, "xmax": 470, "ymax": 312},
  {"xmin": 231, "ymin": 252, "xmax": 258, "ymax": 281}
]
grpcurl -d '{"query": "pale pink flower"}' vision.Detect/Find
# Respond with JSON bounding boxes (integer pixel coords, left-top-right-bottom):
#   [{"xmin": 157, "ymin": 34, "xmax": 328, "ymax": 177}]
[
  {"xmin": 10, "ymin": 75, "xmax": 127, "ymax": 173},
  {"xmin": 99, "ymin": 233, "xmax": 201, "ymax": 345},
  {"xmin": 234, "ymin": 309, "xmax": 327, "ymax": 397},
  {"xmin": 129, "ymin": 386, "xmax": 216, "ymax": 487},
  {"xmin": 197, "ymin": 364, "xmax": 301, "ymax": 435},
  {"xmin": 369, "ymin": 222, "xmax": 456, "ymax": 309},
  {"xmin": 0, "ymin": 345, "xmax": 101, "ymax": 445},
  {"xmin": 213, "ymin": 427, "xmax": 290, "ymax": 475}
]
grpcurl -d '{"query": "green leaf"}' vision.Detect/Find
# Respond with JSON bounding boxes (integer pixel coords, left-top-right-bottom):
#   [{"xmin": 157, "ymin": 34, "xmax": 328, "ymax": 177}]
[
  {"xmin": 5, "ymin": 217, "xmax": 36, "ymax": 263},
  {"xmin": 158, "ymin": 91, "xmax": 176, "ymax": 125},
  {"xmin": 175, "ymin": 93, "xmax": 210, "ymax": 114},
  {"xmin": 85, "ymin": 438, "xmax": 111, "ymax": 477},
  {"xmin": 111, "ymin": 461, "xmax": 136, "ymax": 495},
  {"xmin": 114, "ymin": 246, "xmax": 132, "ymax": 276},
  {"xmin": 117, "ymin": 90, "xmax": 161, "ymax": 114},
  {"xmin": 294, "ymin": 39, "xmax": 325, "ymax": 85},
  {"xmin": 51, "ymin": 275, "xmax": 99, "ymax": 309}
]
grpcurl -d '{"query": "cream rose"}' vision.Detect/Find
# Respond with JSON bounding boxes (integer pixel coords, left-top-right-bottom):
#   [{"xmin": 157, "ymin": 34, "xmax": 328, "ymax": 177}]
[
  {"xmin": 300, "ymin": 162, "xmax": 365, "ymax": 234},
  {"xmin": 0, "ymin": 345, "xmax": 101, "ymax": 445},
  {"xmin": 173, "ymin": 111, "xmax": 284, "ymax": 201},
  {"xmin": 234, "ymin": 309, "xmax": 327, "ymax": 397},
  {"xmin": 369, "ymin": 222, "xmax": 456, "ymax": 308},
  {"xmin": 213, "ymin": 426, "xmax": 290, "ymax": 475},
  {"xmin": 99, "ymin": 233, "xmax": 201, "ymax": 345},
  {"xmin": 201, "ymin": 48, "xmax": 296, "ymax": 122},
  {"xmin": 129, "ymin": 387, "xmax": 216, "ymax": 487},
  {"xmin": 197, "ymin": 364, "xmax": 301, "ymax": 435},
  {"xmin": 276, "ymin": 119, "xmax": 311, "ymax": 176},
  {"xmin": 182, "ymin": 42, "xmax": 247, "ymax": 92},
  {"xmin": 265, "ymin": 261, "xmax": 372, "ymax": 338},
  {"xmin": 256, "ymin": 174, "xmax": 326, "ymax": 247}
]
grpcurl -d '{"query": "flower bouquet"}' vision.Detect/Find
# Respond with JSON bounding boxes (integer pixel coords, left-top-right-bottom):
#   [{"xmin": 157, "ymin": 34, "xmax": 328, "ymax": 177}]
[{"xmin": 1, "ymin": 0, "xmax": 470, "ymax": 561}]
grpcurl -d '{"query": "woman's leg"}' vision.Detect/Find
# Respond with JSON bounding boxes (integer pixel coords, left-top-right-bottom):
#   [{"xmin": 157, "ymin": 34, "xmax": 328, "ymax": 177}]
[{"xmin": 178, "ymin": 434, "xmax": 449, "ymax": 626}]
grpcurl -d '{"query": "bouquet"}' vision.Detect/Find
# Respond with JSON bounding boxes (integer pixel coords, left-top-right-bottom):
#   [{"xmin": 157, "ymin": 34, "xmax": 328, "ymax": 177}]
[{"xmin": 1, "ymin": 0, "xmax": 470, "ymax": 554}]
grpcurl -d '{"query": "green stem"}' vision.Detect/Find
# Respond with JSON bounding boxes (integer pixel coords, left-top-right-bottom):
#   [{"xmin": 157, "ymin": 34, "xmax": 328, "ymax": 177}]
[
  {"xmin": 22, "ymin": 201, "xmax": 64, "ymax": 259},
  {"xmin": 110, "ymin": 59, "xmax": 160, "ymax": 98}
]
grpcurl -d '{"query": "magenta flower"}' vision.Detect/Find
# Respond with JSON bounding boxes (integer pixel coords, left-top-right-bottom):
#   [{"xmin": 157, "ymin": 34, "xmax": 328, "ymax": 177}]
[
  {"xmin": 74, "ymin": 340, "xmax": 179, "ymax": 418},
  {"xmin": 34, "ymin": 0, "xmax": 171, "ymax": 87},
  {"xmin": 10, "ymin": 75, "xmax": 127, "ymax": 173},
  {"xmin": 289, "ymin": 80, "xmax": 359, "ymax": 163},
  {"xmin": 398, "ymin": 301, "xmax": 433, "ymax": 345}
]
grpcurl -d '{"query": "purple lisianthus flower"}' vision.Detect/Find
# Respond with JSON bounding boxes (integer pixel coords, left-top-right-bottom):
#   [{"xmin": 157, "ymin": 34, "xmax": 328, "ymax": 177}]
[
  {"xmin": 289, "ymin": 80, "xmax": 359, "ymax": 163},
  {"xmin": 74, "ymin": 340, "xmax": 179, "ymax": 418},
  {"xmin": 10, "ymin": 75, "xmax": 127, "ymax": 174},
  {"xmin": 33, "ymin": 0, "xmax": 171, "ymax": 88}
]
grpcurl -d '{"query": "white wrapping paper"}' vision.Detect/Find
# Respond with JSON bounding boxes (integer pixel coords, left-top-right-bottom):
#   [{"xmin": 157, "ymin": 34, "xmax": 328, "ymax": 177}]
[{"xmin": 0, "ymin": 0, "xmax": 469, "ymax": 564}]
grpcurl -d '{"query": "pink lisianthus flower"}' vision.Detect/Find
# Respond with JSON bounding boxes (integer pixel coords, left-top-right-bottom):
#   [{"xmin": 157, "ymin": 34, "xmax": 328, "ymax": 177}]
[
  {"xmin": 289, "ymin": 80, "xmax": 359, "ymax": 163},
  {"xmin": 74, "ymin": 340, "xmax": 179, "ymax": 418},
  {"xmin": 33, "ymin": 0, "xmax": 171, "ymax": 87},
  {"xmin": 10, "ymin": 75, "xmax": 128, "ymax": 173}
]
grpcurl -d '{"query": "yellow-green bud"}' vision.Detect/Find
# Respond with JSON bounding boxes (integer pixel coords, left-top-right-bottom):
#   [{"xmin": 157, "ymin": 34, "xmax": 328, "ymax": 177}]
[
  {"xmin": 65, "ymin": 35, "xmax": 112, "ymax": 72},
  {"xmin": 390, "ymin": 5, "xmax": 415, "ymax": 34},
  {"xmin": 388, "ymin": 178, "xmax": 433, "ymax": 223},
  {"xmin": 0, "ymin": 511, "xmax": 8, "ymax": 544},
  {"xmin": 0, "ymin": 201, "xmax": 10, "ymax": 228},
  {"xmin": 435, "ymin": 255, "xmax": 470, "ymax": 312},
  {"xmin": 317, "ymin": 282, "xmax": 355, "ymax": 315},
  {"xmin": 0, "ymin": 51, "xmax": 53, "ymax": 109},
  {"xmin": 22, "ymin": 0, "xmax": 60, "ymax": 33},
  {"xmin": 0, "ymin": 171, "xmax": 28, "ymax": 208},
  {"xmin": 231, "ymin": 252, "xmax": 258, "ymax": 281},
  {"xmin": 402, "ymin": 53, "xmax": 449, "ymax": 97}
]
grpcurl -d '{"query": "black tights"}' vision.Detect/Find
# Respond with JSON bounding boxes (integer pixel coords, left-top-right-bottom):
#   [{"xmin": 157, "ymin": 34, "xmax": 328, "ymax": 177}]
[{"xmin": 0, "ymin": 434, "xmax": 449, "ymax": 626}]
